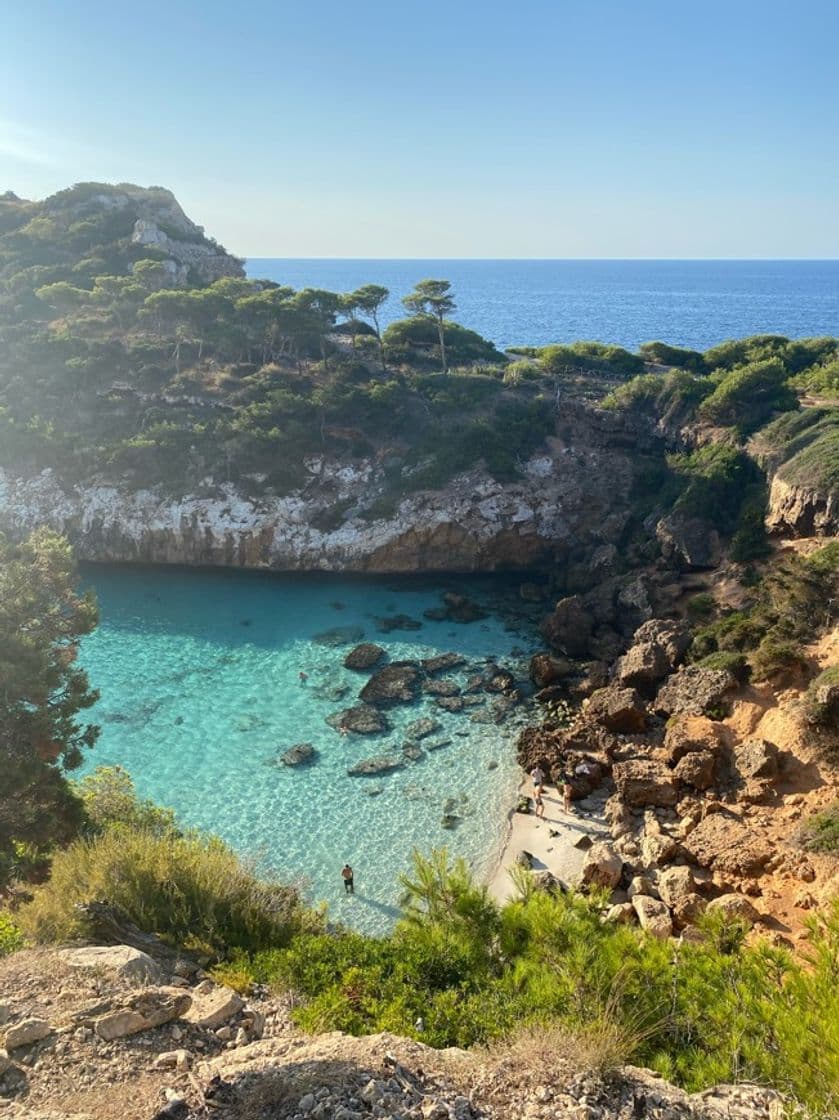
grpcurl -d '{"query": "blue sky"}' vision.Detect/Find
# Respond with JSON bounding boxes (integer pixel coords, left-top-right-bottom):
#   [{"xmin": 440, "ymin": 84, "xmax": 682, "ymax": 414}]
[{"xmin": 2, "ymin": 1, "xmax": 838, "ymax": 258}]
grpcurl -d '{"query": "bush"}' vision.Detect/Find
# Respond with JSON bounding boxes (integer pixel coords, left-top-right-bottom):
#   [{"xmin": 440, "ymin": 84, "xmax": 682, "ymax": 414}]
[
  {"xmin": 750, "ymin": 637, "xmax": 807, "ymax": 682},
  {"xmin": 696, "ymin": 650, "xmax": 750, "ymax": 681},
  {"xmin": 803, "ymin": 666, "xmax": 839, "ymax": 727},
  {"xmin": 698, "ymin": 358, "xmax": 798, "ymax": 433},
  {"xmin": 796, "ymin": 802, "xmax": 839, "ymax": 854},
  {"xmin": 20, "ymin": 828, "xmax": 312, "ymax": 954},
  {"xmin": 0, "ymin": 912, "xmax": 25, "ymax": 957},
  {"xmin": 539, "ymin": 341, "xmax": 644, "ymax": 379},
  {"xmin": 686, "ymin": 593, "xmax": 716, "ymax": 620},
  {"xmin": 639, "ymin": 341, "xmax": 706, "ymax": 373},
  {"xmin": 75, "ymin": 765, "xmax": 178, "ymax": 837}
]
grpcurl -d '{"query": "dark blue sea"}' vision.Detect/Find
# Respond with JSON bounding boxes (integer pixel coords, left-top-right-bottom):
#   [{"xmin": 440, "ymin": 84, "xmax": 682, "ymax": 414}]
[{"xmin": 246, "ymin": 259, "xmax": 839, "ymax": 353}]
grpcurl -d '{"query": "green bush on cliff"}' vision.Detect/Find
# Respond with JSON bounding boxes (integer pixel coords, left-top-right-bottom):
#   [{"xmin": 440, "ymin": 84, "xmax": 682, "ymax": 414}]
[
  {"xmin": 639, "ymin": 341, "xmax": 706, "ymax": 372},
  {"xmin": 538, "ymin": 340, "xmax": 644, "ymax": 379},
  {"xmin": 698, "ymin": 358, "xmax": 798, "ymax": 433}
]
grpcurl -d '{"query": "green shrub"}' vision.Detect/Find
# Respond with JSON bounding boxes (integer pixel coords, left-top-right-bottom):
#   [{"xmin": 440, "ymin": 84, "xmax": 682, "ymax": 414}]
[
  {"xmin": 696, "ymin": 650, "xmax": 750, "ymax": 681},
  {"xmin": 796, "ymin": 802, "xmax": 839, "ymax": 854},
  {"xmin": 75, "ymin": 765, "xmax": 178, "ymax": 837},
  {"xmin": 0, "ymin": 913, "xmax": 25, "ymax": 957},
  {"xmin": 539, "ymin": 341, "xmax": 643, "ymax": 379},
  {"xmin": 698, "ymin": 358, "xmax": 798, "ymax": 433},
  {"xmin": 639, "ymin": 341, "xmax": 706, "ymax": 373},
  {"xmin": 803, "ymin": 666, "xmax": 839, "ymax": 727},
  {"xmin": 730, "ymin": 503, "xmax": 770, "ymax": 563},
  {"xmin": 19, "ymin": 827, "xmax": 311, "ymax": 954},
  {"xmin": 750, "ymin": 637, "xmax": 807, "ymax": 682},
  {"xmin": 686, "ymin": 593, "xmax": 716, "ymax": 620}
]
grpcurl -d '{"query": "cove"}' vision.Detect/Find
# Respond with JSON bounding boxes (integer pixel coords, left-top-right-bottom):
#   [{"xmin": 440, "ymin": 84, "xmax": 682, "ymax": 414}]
[{"xmin": 76, "ymin": 564, "xmax": 541, "ymax": 933}]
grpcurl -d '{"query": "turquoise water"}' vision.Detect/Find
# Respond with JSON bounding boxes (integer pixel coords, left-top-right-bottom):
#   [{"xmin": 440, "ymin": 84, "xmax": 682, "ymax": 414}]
[
  {"xmin": 77, "ymin": 566, "xmax": 539, "ymax": 933},
  {"xmin": 248, "ymin": 258, "xmax": 839, "ymax": 352}
]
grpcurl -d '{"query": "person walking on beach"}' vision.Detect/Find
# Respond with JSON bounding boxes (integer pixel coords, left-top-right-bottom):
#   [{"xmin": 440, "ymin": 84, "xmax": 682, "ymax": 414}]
[
  {"xmin": 530, "ymin": 765, "xmax": 544, "ymax": 794},
  {"xmin": 534, "ymin": 787, "xmax": 545, "ymax": 820},
  {"xmin": 557, "ymin": 757, "xmax": 573, "ymax": 814},
  {"xmin": 341, "ymin": 863, "xmax": 354, "ymax": 894}
]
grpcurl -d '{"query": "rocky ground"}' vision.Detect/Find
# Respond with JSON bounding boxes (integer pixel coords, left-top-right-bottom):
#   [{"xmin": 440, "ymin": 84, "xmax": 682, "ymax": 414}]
[
  {"xmin": 0, "ymin": 947, "xmax": 790, "ymax": 1120},
  {"xmin": 515, "ymin": 543, "xmax": 839, "ymax": 944}
]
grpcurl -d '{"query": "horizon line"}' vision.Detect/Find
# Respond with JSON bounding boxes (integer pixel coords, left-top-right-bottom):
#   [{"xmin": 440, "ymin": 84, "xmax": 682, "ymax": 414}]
[{"xmin": 243, "ymin": 255, "xmax": 839, "ymax": 263}]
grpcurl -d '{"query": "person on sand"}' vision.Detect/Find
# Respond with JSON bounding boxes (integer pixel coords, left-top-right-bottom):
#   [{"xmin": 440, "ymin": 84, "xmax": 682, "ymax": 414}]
[
  {"xmin": 530, "ymin": 765, "xmax": 544, "ymax": 794},
  {"xmin": 341, "ymin": 863, "xmax": 354, "ymax": 894},
  {"xmin": 534, "ymin": 787, "xmax": 545, "ymax": 820},
  {"xmin": 557, "ymin": 758, "xmax": 573, "ymax": 813}
]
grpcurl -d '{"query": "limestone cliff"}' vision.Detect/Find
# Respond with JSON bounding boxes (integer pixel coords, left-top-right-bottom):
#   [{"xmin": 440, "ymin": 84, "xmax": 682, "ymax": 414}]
[
  {"xmin": 0, "ymin": 433, "xmax": 639, "ymax": 573},
  {"xmin": 766, "ymin": 473, "xmax": 839, "ymax": 536}
]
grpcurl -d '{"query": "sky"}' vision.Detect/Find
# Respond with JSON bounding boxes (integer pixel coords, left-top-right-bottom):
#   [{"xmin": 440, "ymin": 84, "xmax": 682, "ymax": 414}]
[{"xmin": 2, "ymin": 1, "xmax": 838, "ymax": 259}]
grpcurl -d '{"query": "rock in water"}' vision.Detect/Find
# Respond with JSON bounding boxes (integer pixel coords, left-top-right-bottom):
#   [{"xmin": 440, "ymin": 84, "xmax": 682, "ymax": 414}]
[
  {"xmin": 347, "ymin": 755, "xmax": 404, "ymax": 777},
  {"xmin": 421, "ymin": 652, "xmax": 467, "ymax": 674},
  {"xmin": 405, "ymin": 717, "xmax": 442, "ymax": 740},
  {"xmin": 312, "ymin": 625, "xmax": 365, "ymax": 647},
  {"xmin": 376, "ymin": 614, "xmax": 422, "ymax": 632},
  {"xmin": 344, "ymin": 643, "xmax": 386, "ymax": 670},
  {"xmin": 326, "ymin": 705, "xmax": 390, "ymax": 735},
  {"xmin": 359, "ymin": 663, "xmax": 421, "ymax": 706},
  {"xmin": 280, "ymin": 743, "xmax": 317, "ymax": 767}
]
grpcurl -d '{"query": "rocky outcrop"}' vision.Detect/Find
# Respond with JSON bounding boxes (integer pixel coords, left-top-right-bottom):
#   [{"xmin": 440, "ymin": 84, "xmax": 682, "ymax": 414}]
[
  {"xmin": 766, "ymin": 474, "xmax": 839, "ymax": 537},
  {"xmin": 344, "ymin": 643, "xmax": 386, "ymax": 670}
]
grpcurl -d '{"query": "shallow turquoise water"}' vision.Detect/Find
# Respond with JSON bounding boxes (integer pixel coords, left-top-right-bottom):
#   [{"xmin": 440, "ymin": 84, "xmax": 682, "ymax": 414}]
[{"xmin": 76, "ymin": 566, "xmax": 539, "ymax": 933}]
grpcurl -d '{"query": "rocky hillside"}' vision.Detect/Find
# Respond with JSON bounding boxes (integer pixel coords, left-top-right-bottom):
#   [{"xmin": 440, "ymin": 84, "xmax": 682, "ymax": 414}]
[{"xmin": 0, "ymin": 945, "xmax": 788, "ymax": 1120}]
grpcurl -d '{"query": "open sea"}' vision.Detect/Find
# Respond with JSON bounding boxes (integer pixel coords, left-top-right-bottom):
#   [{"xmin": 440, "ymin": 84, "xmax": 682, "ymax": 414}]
[
  {"xmin": 247, "ymin": 258, "xmax": 839, "ymax": 353},
  {"xmin": 77, "ymin": 566, "xmax": 538, "ymax": 933}
]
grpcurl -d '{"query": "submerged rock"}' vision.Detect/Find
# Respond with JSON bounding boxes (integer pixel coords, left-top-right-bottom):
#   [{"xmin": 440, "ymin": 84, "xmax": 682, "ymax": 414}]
[
  {"xmin": 347, "ymin": 754, "xmax": 404, "ymax": 777},
  {"xmin": 280, "ymin": 743, "xmax": 317, "ymax": 767},
  {"xmin": 344, "ymin": 643, "xmax": 386, "ymax": 670},
  {"xmin": 435, "ymin": 695, "xmax": 465, "ymax": 712},
  {"xmin": 312, "ymin": 625, "xmax": 365, "ymax": 647},
  {"xmin": 359, "ymin": 663, "xmax": 422, "ymax": 706},
  {"xmin": 326, "ymin": 705, "xmax": 390, "ymax": 735},
  {"xmin": 405, "ymin": 717, "xmax": 442, "ymax": 740},
  {"xmin": 422, "ymin": 678, "xmax": 461, "ymax": 697},
  {"xmin": 376, "ymin": 614, "xmax": 422, "ymax": 633},
  {"xmin": 442, "ymin": 592, "xmax": 489, "ymax": 623},
  {"xmin": 421, "ymin": 652, "xmax": 467, "ymax": 674},
  {"xmin": 402, "ymin": 743, "xmax": 425, "ymax": 761},
  {"xmin": 425, "ymin": 738, "xmax": 452, "ymax": 751}
]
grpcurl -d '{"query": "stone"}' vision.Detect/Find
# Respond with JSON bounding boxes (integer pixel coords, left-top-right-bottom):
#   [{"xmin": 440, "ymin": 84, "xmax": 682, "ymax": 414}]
[
  {"xmin": 673, "ymin": 749, "xmax": 716, "ymax": 790},
  {"xmin": 672, "ymin": 893, "xmax": 707, "ymax": 928},
  {"xmin": 632, "ymin": 895, "xmax": 673, "ymax": 939},
  {"xmin": 579, "ymin": 841, "xmax": 623, "ymax": 889},
  {"xmin": 615, "ymin": 619, "xmax": 692, "ymax": 690},
  {"xmin": 421, "ymin": 652, "xmax": 466, "ymax": 674},
  {"xmin": 95, "ymin": 989, "xmax": 191, "ymax": 1040},
  {"xmin": 402, "ymin": 743, "xmax": 424, "ymax": 761},
  {"xmin": 326, "ymin": 705, "xmax": 390, "ymax": 735},
  {"xmin": 605, "ymin": 902, "xmax": 636, "ymax": 925},
  {"xmin": 57, "ymin": 944, "xmax": 162, "ymax": 984},
  {"xmin": 405, "ymin": 717, "xmax": 442, "ymax": 741},
  {"xmin": 612, "ymin": 759, "xmax": 679, "ymax": 807},
  {"xmin": 436, "ymin": 695, "xmax": 465, "ymax": 712},
  {"xmin": 657, "ymin": 866, "xmax": 697, "ymax": 909},
  {"xmin": 706, "ymin": 893, "xmax": 760, "ymax": 928},
  {"xmin": 655, "ymin": 666, "xmax": 737, "ymax": 718},
  {"xmin": 347, "ymin": 755, "xmax": 404, "ymax": 777},
  {"xmin": 280, "ymin": 743, "xmax": 317, "ymax": 767},
  {"xmin": 376, "ymin": 614, "xmax": 422, "ymax": 633},
  {"xmin": 4, "ymin": 1019, "xmax": 52, "ymax": 1050},
  {"xmin": 359, "ymin": 663, "xmax": 421, "ymax": 706},
  {"xmin": 735, "ymin": 738, "xmax": 780, "ymax": 781},
  {"xmin": 312, "ymin": 625, "xmax": 365, "ymax": 647},
  {"xmin": 586, "ymin": 685, "xmax": 647, "ymax": 733},
  {"xmin": 627, "ymin": 875, "xmax": 657, "ymax": 899},
  {"xmin": 441, "ymin": 592, "xmax": 488, "ymax": 623},
  {"xmin": 154, "ymin": 1049, "xmax": 192, "ymax": 1072},
  {"xmin": 640, "ymin": 829, "xmax": 678, "ymax": 867},
  {"xmin": 484, "ymin": 667, "xmax": 516, "ymax": 693},
  {"xmin": 663, "ymin": 715, "xmax": 726, "ymax": 763},
  {"xmin": 682, "ymin": 814, "xmax": 771, "ymax": 877},
  {"xmin": 656, "ymin": 512, "xmax": 721, "ymax": 569},
  {"xmin": 184, "ymin": 987, "xmax": 243, "ymax": 1030},
  {"xmin": 422, "ymin": 678, "xmax": 461, "ymax": 696},
  {"xmin": 541, "ymin": 595, "xmax": 593, "ymax": 657},
  {"xmin": 343, "ymin": 643, "xmax": 385, "ymax": 670},
  {"xmin": 0, "ymin": 1049, "xmax": 10, "ymax": 1076},
  {"xmin": 529, "ymin": 653, "xmax": 574, "ymax": 688}
]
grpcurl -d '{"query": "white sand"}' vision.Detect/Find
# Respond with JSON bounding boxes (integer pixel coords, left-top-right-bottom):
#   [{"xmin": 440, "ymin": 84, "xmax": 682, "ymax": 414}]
[{"xmin": 488, "ymin": 780, "xmax": 610, "ymax": 905}]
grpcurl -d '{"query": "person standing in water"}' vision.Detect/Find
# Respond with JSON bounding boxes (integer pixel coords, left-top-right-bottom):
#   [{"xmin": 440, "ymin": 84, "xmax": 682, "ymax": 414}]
[{"xmin": 341, "ymin": 863, "xmax": 354, "ymax": 894}]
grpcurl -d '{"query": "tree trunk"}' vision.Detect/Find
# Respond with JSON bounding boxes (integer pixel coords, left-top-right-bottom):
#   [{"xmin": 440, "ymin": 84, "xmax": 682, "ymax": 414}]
[
  {"xmin": 372, "ymin": 312, "xmax": 386, "ymax": 371},
  {"xmin": 437, "ymin": 314, "xmax": 447, "ymax": 373}
]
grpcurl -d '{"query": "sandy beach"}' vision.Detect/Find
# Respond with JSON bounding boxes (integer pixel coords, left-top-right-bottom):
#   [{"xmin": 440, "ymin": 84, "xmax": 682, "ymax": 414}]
[{"xmin": 488, "ymin": 778, "xmax": 610, "ymax": 904}]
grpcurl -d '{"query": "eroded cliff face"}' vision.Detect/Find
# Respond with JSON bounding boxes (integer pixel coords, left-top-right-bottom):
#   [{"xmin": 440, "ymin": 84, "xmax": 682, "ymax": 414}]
[
  {"xmin": 0, "ymin": 430, "xmax": 642, "ymax": 573},
  {"xmin": 766, "ymin": 474, "xmax": 839, "ymax": 537}
]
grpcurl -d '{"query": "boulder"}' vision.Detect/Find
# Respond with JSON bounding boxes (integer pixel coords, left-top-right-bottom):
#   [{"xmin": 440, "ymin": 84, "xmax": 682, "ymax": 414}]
[
  {"xmin": 95, "ymin": 988, "xmax": 191, "ymax": 1041},
  {"xmin": 705, "ymin": 893, "xmax": 760, "ymax": 928},
  {"xmin": 672, "ymin": 893, "xmax": 707, "ymax": 929},
  {"xmin": 327, "ymin": 705, "xmax": 390, "ymax": 735},
  {"xmin": 359, "ymin": 663, "xmax": 421, "ymax": 706},
  {"xmin": 673, "ymin": 749, "xmax": 716, "ymax": 790},
  {"xmin": 656, "ymin": 866, "xmax": 697, "ymax": 909},
  {"xmin": 422, "ymin": 679, "xmax": 461, "ymax": 697},
  {"xmin": 655, "ymin": 666, "xmax": 737, "ymax": 718},
  {"xmin": 0, "ymin": 1049, "xmax": 10, "ymax": 1076},
  {"xmin": 312, "ymin": 625, "xmax": 365, "ymax": 647},
  {"xmin": 627, "ymin": 875, "xmax": 658, "ymax": 900},
  {"xmin": 656, "ymin": 513, "xmax": 721, "ymax": 569},
  {"xmin": 347, "ymin": 755, "xmax": 404, "ymax": 777},
  {"xmin": 405, "ymin": 717, "xmax": 442, "ymax": 741},
  {"xmin": 184, "ymin": 986, "xmax": 243, "ymax": 1030},
  {"xmin": 343, "ymin": 643, "xmax": 385, "ymax": 670},
  {"xmin": 57, "ymin": 944, "xmax": 161, "ymax": 984},
  {"xmin": 484, "ymin": 667, "xmax": 516, "ymax": 693},
  {"xmin": 436, "ymin": 695, "xmax": 465, "ymax": 712},
  {"xmin": 612, "ymin": 759, "xmax": 679, "ymax": 807},
  {"xmin": 4, "ymin": 1018, "xmax": 52, "ymax": 1050},
  {"xmin": 569, "ymin": 660, "xmax": 610, "ymax": 699},
  {"xmin": 441, "ymin": 592, "xmax": 488, "ymax": 623},
  {"xmin": 154, "ymin": 1049, "xmax": 192, "ymax": 1072},
  {"xmin": 421, "ymin": 652, "xmax": 466, "ymax": 674},
  {"xmin": 735, "ymin": 738, "xmax": 780, "ymax": 781},
  {"xmin": 605, "ymin": 902, "xmax": 637, "ymax": 925},
  {"xmin": 663, "ymin": 715, "xmax": 726, "ymax": 763},
  {"xmin": 579, "ymin": 842, "xmax": 623, "ymax": 889},
  {"xmin": 280, "ymin": 743, "xmax": 317, "ymax": 767},
  {"xmin": 632, "ymin": 895, "xmax": 674, "ymax": 939},
  {"xmin": 639, "ymin": 829, "xmax": 678, "ymax": 867},
  {"xmin": 540, "ymin": 596, "xmax": 593, "ymax": 657},
  {"xmin": 615, "ymin": 619, "xmax": 692, "ymax": 690},
  {"xmin": 682, "ymin": 814, "xmax": 771, "ymax": 877},
  {"xmin": 586, "ymin": 686, "xmax": 647, "ymax": 733},
  {"xmin": 376, "ymin": 614, "xmax": 423, "ymax": 633},
  {"xmin": 530, "ymin": 654, "xmax": 574, "ymax": 688}
]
